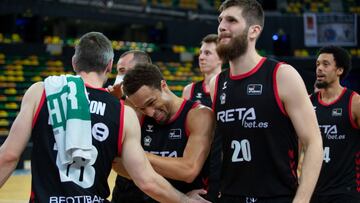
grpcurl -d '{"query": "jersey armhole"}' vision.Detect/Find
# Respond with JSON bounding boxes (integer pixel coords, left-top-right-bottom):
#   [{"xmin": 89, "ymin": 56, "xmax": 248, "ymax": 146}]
[
  {"xmin": 211, "ymin": 74, "xmax": 220, "ymax": 111},
  {"xmin": 117, "ymin": 100, "xmax": 125, "ymax": 156},
  {"xmin": 273, "ymin": 62, "xmax": 288, "ymax": 116},
  {"xmin": 32, "ymin": 90, "xmax": 46, "ymax": 128},
  {"xmin": 189, "ymin": 82, "xmax": 195, "ymax": 100},
  {"xmin": 184, "ymin": 102, "xmax": 200, "ymax": 137},
  {"xmin": 348, "ymin": 92, "xmax": 359, "ymax": 129}
]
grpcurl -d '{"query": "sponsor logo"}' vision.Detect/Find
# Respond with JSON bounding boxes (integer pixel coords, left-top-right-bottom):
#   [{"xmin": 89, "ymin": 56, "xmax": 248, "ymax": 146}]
[
  {"xmin": 195, "ymin": 93, "xmax": 202, "ymax": 99},
  {"xmin": 332, "ymin": 108, "xmax": 342, "ymax": 117},
  {"xmin": 147, "ymin": 150, "xmax": 178, "ymax": 157},
  {"xmin": 319, "ymin": 125, "xmax": 346, "ymax": 140},
  {"xmin": 169, "ymin": 129, "xmax": 182, "ymax": 139},
  {"xmin": 217, "ymin": 107, "xmax": 269, "ymax": 128},
  {"xmin": 247, "ymin": 84, "xmax": 263, "ymax": 95},
  {"xmin": 49, "ymin": 195, "xmax": 105, "ymax": 203}
]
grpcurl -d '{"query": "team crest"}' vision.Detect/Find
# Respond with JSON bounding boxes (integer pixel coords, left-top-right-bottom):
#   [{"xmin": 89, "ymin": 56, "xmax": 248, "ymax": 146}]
[
  {"xmin": 143, "ymin": 136, "xmax": 152, "ymax": 146},
  {"xmin": 220, "ymin": 93, "xmax": 226, "ymax": 104}
]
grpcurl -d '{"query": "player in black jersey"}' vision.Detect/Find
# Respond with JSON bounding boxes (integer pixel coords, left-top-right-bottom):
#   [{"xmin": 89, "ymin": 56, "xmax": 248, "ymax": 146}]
[
  {"xmin": 108, "ymin": 50, "xmax": 152, "ymax": 100},
  {"xmin": 0, "ymin": 32, "xmax": 209, "ymax": 203},
  {"xmin": 110, "ymin": 50, "xmax": 156, "ymax": 203},
  {"xmin": 112, "ymin": 63, "xmax": 215, "ymax": 202},
  {"xmin": 210, "ymin": 1, "xmax": 323, "ymax": 202},
  {"xmin": 310, "ymin": 46, "xmax": 360, "ymax": 203},
  {"xmin": 182, "ymin": 34, "xmax": 222, "ymax": 107},
  {"xmin": 182, "ymin": 33, "xmax": 222, "ymax": 202}
]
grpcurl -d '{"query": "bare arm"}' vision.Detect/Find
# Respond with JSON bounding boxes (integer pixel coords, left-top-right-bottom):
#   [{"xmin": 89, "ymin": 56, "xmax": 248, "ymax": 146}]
[
  {"xmin": 119, "ymin": 106, "xmax": 191, "ymax": 203},
  {"xmin": 112, "ymin": 157, "xmax": 131, "ymax": 179},
  {"xmin": 182, "ymin": 83, "xmax": 193, "ymax": 100},
  {"xmin": 351, "ymin": 93, "xmax": 360, "ymax": 128},
  {"xmin": 147, "ymin": 105, "xmax": 215, "ymax": 183},
  {"xmin": 277, "ymin": 64, "xmax": 323, "ymax": 203},
  {"xmin": 0, "ymin": 82, "xmax": 44, "ymax": 187}
]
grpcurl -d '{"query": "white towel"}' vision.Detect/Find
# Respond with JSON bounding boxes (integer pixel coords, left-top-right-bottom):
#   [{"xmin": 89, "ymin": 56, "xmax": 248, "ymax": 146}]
[{"xmin": 44, "ymin": 75, "xmax": 92, "ymax": 166}]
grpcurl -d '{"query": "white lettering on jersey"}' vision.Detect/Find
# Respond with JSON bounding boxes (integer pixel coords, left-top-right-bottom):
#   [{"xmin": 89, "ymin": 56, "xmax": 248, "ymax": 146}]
[
  {"xmin": 49, "ymin": 195, "xmax": 105, "ymax": 203},
  {"xmin": 216, "ymin": 107, "xmax": 269, "ymax": 128},
  {"xmin": 89, "ymin": 101, "xmax": 106, "ymax": 116},
  {"xmin": 319, "ymin": 125, "xmax": 346, "ymax": 140},
  {"xmin": 147, "ymin": 151, "xmax": 178, "ymax": 157}
]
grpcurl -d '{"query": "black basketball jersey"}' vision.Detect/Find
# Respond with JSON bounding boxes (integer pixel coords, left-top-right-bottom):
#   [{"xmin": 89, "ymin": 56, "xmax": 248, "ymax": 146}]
[
  {"xmin": 30, "ymin": 85, "xmax": 123, "ymax": 202},
  {"xmin": 141, "ymin": 99, "xmax": 205, "ymax": 193},
  {"xmin": 213, "ymin": 57, "xmax": 298, "ymax": 197},
  {"xmin": 188, "ymin": 80, "xmax": 222, "ymax": 201},
  {"xmin": 310, "ymin": 88, "xmax": 360, "ymax": 197},
  {"xmin": 189, "ymin": 80, "xmax": 212, "ymax": 107}
]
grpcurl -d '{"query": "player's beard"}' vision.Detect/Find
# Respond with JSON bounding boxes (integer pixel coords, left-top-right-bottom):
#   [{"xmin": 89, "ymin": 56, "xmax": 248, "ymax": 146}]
[
  {"xmin": 315, "ymin": 80, "xmax": 329, "ymax": 89},
  {"xmin": 216, "ymin": 30, "xmax": 248, "ymax": 62}
]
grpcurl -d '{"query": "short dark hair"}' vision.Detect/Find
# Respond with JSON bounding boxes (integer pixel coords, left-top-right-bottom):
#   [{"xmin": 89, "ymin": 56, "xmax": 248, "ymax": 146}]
[
  {"xmin": 317, "ymin": 46, "xmax": 352, "ymax": 81},
  {"xmin": 219, "ymin": 0, "xmax": 264, "ymax": 28},
  {"xmin": 201, "ymin": 34, "xmax": 218, "ymax": 45},
  {"xmin": 73, "ymin": 32, "xmax": 114, "ymax": 73},
  {"xmin": 123, "ymin": 63, "xmax": 164, "ymax": 96},
  {"xmin": 120, "ymin": 50, "xmax": 152, "ymax": 64}
]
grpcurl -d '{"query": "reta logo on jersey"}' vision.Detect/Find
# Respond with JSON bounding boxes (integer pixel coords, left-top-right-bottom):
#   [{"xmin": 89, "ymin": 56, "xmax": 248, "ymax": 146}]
[
  {"xmin": 217, "ymin": 107, "xmax": 269, "ymax": 128},
  {"xmin": 319, "ymin": 125, "xmax": 346, "ymax": 140}
]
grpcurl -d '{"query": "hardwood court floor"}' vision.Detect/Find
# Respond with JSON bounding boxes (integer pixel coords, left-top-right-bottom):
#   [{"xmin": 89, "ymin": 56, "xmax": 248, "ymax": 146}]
[{"xmin": 0, "ymin": 170, "xmax": 117, "ymax": 203}]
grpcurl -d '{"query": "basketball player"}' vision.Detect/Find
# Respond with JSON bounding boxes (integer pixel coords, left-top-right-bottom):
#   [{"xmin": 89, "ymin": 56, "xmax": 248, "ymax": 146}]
[
  {"xmin": 112, "ymin": 63, "xmax": 215, "ymax": 203},
  {"xmin": 182, "ymin": 33, "xmax": 222, "ymax": 202},
  {"xmin": 108, "ymin": 50, "xmax": 152, "ymax": 100},
  {"xmin": 210, "ymin": 0, "xmax": 323, "ymax": 202},
  {"xmin": 310, "ymin": 46, "xmax": 360, "ymax": 203},
  {"xmin": 0, "ymin": 32, "xmax": 209, "ymax": 203},
  {"xmin": 182, "ymin": 33, "xmax": 222, "ymax": 107}
]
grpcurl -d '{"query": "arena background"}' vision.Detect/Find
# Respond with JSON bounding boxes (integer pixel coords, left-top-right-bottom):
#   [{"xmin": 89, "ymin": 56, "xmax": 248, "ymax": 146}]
[{"xmin": 0, "ymin": 0, "xmax": 359, "ymax": 202}]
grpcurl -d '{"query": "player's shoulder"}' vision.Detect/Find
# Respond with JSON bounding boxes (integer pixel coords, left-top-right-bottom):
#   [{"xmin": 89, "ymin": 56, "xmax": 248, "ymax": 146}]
[
  {"xmin": 189, "ymin": 103, "xmax": 214, "ymax": 117},
  {"xmin": 350, "ymin": 90, "xmax": 360, "ymax": 107}
]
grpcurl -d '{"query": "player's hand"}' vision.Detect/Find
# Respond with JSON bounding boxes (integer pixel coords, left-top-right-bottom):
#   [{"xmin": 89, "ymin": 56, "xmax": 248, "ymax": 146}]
[
  {"xmin": 186, "ymin": 189, "xmax": 211, "ymax": 203},
  {"xmin": 107, "ymin": 83, "xmax": 122, "ymax": 99}
]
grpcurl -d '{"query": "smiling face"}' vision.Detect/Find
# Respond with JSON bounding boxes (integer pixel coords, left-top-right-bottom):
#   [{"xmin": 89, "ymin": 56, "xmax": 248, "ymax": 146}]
[
  {"xmin": 315, "ymin": 53, "xmax": 343, "ymax": 89},
  {"xmin": 127, "ymin": 83, "xmax": 172, "ymax": 124},
  {"xmin": 117, "ymin": 53, "xmax": 135, "ymax": 76},
  {"xmin": 114, "ymin": 53, "xmax": 136, "ymax": 85}
]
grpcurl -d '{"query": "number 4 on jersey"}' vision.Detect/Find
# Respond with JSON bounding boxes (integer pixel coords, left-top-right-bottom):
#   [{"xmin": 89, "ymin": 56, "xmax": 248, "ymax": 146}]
[{"xmin": 323, "ymin": 146, "xmax": 331, "ymax": 163}]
